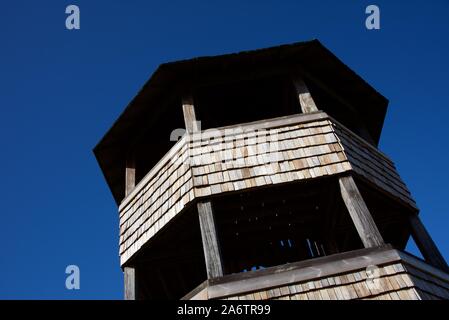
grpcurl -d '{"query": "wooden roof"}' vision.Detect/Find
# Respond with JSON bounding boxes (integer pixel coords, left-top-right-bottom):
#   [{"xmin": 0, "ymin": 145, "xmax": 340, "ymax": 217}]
[{"xmin": 94, "ymin": 40, "xmax": 389, "ymax": 204}]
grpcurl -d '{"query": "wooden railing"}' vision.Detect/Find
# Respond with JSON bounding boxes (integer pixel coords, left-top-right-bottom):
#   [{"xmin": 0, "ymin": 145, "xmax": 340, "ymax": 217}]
[
  {"xmin": 118, "ymin": 111, "xmax": 415, "ymax": 266},
  {"xmin": 183, "ymin": 246, "xmax": 449, "ymax": 300}
]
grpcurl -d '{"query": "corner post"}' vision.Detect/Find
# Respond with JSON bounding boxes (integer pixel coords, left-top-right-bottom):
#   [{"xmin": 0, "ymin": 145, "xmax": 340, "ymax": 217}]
[
  {"xmin": 182, "ymin": 95, "xmax": 199, "ymax": 134},
  {"xmin": 197, "ymin": 201, "xmax": 224, "ymax": 279},
  {"xmin": 292, "ymin": 76, "xmax": 319, "ymax": 113},
  {"xmin": 124, "ymin": 266, "xmax": 136, "ymax": 300},
  {"xmin": 125, "ymin": 153, "xmax": 136, "ymax": 197},
  {"xmin": 339, "ymin": 175, "xmax": 384, "ymax": 248}
]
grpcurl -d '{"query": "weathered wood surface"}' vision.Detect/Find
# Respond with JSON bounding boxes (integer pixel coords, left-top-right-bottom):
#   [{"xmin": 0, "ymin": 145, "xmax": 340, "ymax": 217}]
[
  {"xmin": 182, "ymin": 95, "xmax": 199, "ymax": 134},
  {"xmin": 197, "ymin": 201, "xmax": 224, "ymax": 279},
  {"xmin": 332, "ymin": 120, "xmax": 417, "ymax": 209},
  {"xmin": 124, "ymin": 267, "xmax": 136, "ymax": 300},
  {"xmin": 190, "ymin": 118, "xmax": 351, "ymax": 198},
  {"xmin": 184, "ymin": 247, "xmax": 449, "ymax": 300},
  {"xmin": 117, "ymin": 112, "xmax": 416, "ymax": 266},
  {"xmin": 125, "ymin": 155, "xmax": 136, "ymax": 197},
  {"xmin": 339, "ymin": 175, "xmax": 384, "ymax": 248},
  {"xmin": 223, "ymin": 265, "xmax": 422, "ymax": 300},
  {"xmin": 119, "ymin": 136, "xmax": 194, "ymax": 265},
  {"xmin": 409, "ymin": 214, "xmax": 449, "ymax": 272},
  {"xmin": 118, "ymin": 112, "xmax": 351, "ymax": 265},
  {"xmin": 292, "ymin": 76, "xmax": 319, "ymax": 113}
]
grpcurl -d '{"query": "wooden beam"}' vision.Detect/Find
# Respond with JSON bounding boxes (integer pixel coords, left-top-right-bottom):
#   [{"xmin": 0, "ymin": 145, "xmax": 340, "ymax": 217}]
[
  {"xmin": 338, "ymin": 175, "xmax": 384, "ymax": 248},
  {"xmin": 182, "ymin": 95, "xmax": 199, "ymax": 134},
  {"xmin": 292, "ymin": 76, "xmax": 319, "ymax": 113},
  {"xmin": 125, "ymin": 154, "xmax": 135, "ymax": 197},
  {"xmin": 197, "ymin": 201, "xmax": 224, "ymax": 279},
  {"xmin": 124, "ymin": 267, "xmax": 136, "ymax": 300},
  {"xmin": 409, "ymin": 214, "xmax": 449, "ymax": 272}
]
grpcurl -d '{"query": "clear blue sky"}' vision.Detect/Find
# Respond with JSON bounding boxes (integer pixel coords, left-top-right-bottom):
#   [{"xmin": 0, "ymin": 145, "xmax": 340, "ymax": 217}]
[{"xmin": 0, "ymin": 1, "xmax": 448, "ymax": 299}]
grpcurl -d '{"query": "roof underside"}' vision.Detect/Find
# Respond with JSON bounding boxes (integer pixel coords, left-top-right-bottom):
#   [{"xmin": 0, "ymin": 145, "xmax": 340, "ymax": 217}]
[{"xmin": 94, "ymin": 39, "xmax": 389, "ymax": 204}]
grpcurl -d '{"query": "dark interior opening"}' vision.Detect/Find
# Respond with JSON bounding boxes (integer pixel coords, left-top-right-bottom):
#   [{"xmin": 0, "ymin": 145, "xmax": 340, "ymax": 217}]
[
  {"xmin": 212, "ymin": 177, "xmax": 364, "ymax": 275},
  {"xmin": 306, "ymin": 80, "xmax": 375, "ymax": 144},
  {"xmin": 134, "ymin": 99, "xmax": 185, "ymax": 184},
  {"xmin": 131, "ymin": 207, "xmax": 207, "ymax": 299},
  {"xmin": 212, "ymin": 176, "xmax": 414, "ymax": 276},
  {"xmin": 356, "ymin": 176, "xmax": 413, "ymax": 250},
  {"xmin": 129, "ymin": 175, "xmax": 415, "ymax": 299},
  {"xmin": 194, "ymin": 75, "xmax": 299, "ymax": 130}
]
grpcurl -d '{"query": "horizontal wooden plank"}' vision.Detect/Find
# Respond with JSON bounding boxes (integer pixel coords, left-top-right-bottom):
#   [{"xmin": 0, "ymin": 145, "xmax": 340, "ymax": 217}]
[{"xmin": 185, "ymin": 248, "xmax": 449, "ymax": 300}]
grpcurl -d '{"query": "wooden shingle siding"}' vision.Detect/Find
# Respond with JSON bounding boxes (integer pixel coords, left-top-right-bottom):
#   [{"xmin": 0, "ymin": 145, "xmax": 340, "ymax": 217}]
[
  {"xmin": 332, "ymin": 121, "xmax": 417, "ymax": 210},
  {"xmin": 185, "ymin": 248, "xmax": 449, "ymax": 300},
  {"xmin": 117, "ymin": 112, "xmax": 417, "ymax": 266},
  {"xmin": 401, "ymin": 264, "xmax": 449, "ymax": 299},
  {"xmin": 118, "ymin": 136, "xmax": 194, "ymax": 265},
  {"xmin": 191, "ymin": 119, "xmax": 351, "ymax": 198},
  {"xmin": 222, "ymin": 263, "xmax": 421, "ymax": 300}
]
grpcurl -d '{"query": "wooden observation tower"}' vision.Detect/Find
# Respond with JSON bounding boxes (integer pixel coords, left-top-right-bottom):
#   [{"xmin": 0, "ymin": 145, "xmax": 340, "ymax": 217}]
[{"xmin": 94, "ymin": 40, "xmax": 449, "ymax": 300}]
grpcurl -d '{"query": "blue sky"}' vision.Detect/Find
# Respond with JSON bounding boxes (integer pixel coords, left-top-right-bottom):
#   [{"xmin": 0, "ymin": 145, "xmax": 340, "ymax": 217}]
[{"xmin": 0, "ymin": 1, "xmax": 448, "ymax": 299}]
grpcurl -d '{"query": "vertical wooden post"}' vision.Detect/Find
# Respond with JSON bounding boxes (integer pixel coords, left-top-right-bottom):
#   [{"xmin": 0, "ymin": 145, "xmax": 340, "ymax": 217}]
[
  {"xmin": 182, "ymin": 95, "xmax": 199, "ymax": 134},
  {"xmin": 409, "ymin": 214, "xmax": 449, "ymax": 271},
  {"xmin": 339, "ymin": 175, "xmax": 384, "ymax": 248},
  {"xmin": 124, "ymin": 267, "xmax": 136, "ymax": 300},
  {"xmin": 292, "ymin": 76, "xmax": 319, "ymax": 113},
  {"xmin": 197, "ymin": 201, "xmax": 224, "ymax": 279},
  {"xmin": 125, "ymin": 153, "xmax": 135, "ymax": 197}
]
